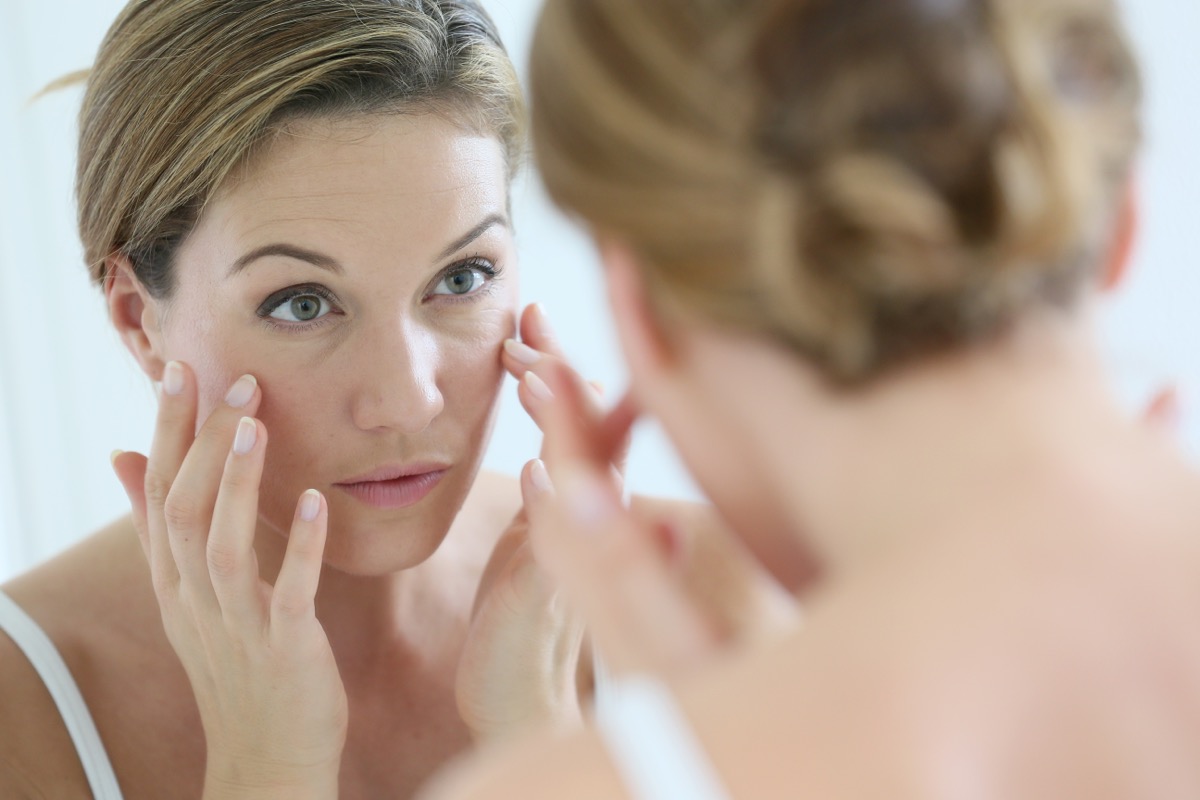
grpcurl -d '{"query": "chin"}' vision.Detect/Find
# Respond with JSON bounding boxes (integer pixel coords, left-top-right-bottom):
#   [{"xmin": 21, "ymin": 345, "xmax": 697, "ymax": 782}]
[
  {"xmin": 317, "ymin": 465, "xmax": 478, "ymax": 576},
  {"xmin": 319, "ymin": 521, "xmax": 453, "ymax": 575}
]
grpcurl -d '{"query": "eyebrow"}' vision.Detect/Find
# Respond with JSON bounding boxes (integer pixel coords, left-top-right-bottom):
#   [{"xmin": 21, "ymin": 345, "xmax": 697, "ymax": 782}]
[
  {"xmin": 227, "ymin": 213, "xmax": 509, "ymax": 278},
  {"xmin": 228, "ymin": 244, "xmax": 343, "ymax": 277},
  {"xmin": 435, "ymin": 213, "xmax": 508, "ymax": 263}
]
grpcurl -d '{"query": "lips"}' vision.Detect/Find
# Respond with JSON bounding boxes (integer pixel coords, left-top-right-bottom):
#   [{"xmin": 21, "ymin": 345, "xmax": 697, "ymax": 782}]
[{"xmin": 333, "ymin": 464, "xmax": 449, "ymax": 509}]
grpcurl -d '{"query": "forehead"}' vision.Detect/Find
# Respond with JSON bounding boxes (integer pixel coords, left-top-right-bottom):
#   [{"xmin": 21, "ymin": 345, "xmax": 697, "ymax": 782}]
[{"xmin": 198, "ymin": 113, "xmax": 509, "ymax": 262}]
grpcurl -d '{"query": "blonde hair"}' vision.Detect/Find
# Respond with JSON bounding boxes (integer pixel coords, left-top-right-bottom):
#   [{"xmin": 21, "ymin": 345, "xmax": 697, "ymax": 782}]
[
  {"xmin": 530, "ymin": 0, "xmax": 1140, "ymax": 381},
  {"xmin": 78, "ymin": 0, "xmax": 524, "ymax": 296}
]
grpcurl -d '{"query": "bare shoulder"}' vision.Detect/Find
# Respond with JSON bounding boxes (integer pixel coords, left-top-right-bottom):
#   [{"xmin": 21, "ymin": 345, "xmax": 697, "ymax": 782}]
[
  {"xmin": 0, "ymin": 523, "xmax": 141, "ymax": 799},
  {"xmin": 426, "ymin": 527, "xmax": 1200, "ymax": 799},
  {"xmin": 0, "ymin": 627, "xmax": 93, "ymax": 798},
  {"xmin": 420, "ymin": 724, "xmax": 626, "ymax": 800},
  {"xmin": 0, "ymin": 517, "xmax": 198, "ymax": 798}
]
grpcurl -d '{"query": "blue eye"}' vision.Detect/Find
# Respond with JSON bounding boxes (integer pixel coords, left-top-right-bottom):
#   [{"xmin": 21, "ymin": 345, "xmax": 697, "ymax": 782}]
[
  {"xmin": 269, "ymin": 293, "xmax": 331, "ymax": 322},
  {"xmin": 430, "ymin": 262, "xmax": 495, "ymax": 298},
  {"xmin": 257, "ymin": 284, "xmax": 339, "ymax": 327}
]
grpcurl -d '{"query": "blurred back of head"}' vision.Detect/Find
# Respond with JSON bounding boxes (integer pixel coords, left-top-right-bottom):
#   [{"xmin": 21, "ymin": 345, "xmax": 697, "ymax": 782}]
[{"xmin": 530, "ymin": 0, "xmax": 1140, "ymax": 382}]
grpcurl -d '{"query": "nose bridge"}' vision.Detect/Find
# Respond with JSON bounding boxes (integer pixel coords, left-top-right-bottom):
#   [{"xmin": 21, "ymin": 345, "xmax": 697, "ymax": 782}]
[{"xmin": 351, "ymin": 315, "xmax": 444, "ymax": 434}]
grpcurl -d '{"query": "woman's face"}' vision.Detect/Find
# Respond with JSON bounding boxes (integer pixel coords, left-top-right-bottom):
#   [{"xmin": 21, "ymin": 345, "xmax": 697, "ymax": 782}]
[{"xmin": 152, "ymin": 113, "xmax": 517, "ymax": 574}]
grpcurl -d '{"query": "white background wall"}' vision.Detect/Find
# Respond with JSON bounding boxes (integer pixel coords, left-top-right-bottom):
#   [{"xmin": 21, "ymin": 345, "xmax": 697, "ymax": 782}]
[{"xmin": 0, "ymin": 0, "xmax": 1196, "ymax": 581}]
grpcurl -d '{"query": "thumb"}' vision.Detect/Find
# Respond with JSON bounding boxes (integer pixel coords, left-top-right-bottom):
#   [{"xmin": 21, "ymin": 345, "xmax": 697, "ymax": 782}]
[{"xmin": 110, "ymin": 450, "xmax": 150, "ymax": 559}]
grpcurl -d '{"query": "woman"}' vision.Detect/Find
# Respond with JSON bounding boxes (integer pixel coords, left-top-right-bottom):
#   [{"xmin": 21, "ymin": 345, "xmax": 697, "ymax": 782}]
[
  {"xmin": 135, "ymin": 0, "xmax": 1200, "ymax": 797},
  {"xmin": 0, "ymin": 1, "xmax": 785, "ymax": 797},
  {"xmin": 431, "ymin": 0, "xmax": 1200, "ymax": 795}
]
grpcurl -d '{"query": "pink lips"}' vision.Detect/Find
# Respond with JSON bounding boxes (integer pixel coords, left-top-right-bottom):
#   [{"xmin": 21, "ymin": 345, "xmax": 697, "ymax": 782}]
[{"xmin": 333, "ymin": 464, "xmax": 449, "ymax": 509}]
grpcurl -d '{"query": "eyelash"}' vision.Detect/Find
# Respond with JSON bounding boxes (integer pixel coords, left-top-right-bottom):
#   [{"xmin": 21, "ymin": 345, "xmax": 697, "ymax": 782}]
[
  {"xmin": 433, "ymin": 257, "xmax": 503, "ymax": 305},
  {"xmin": 256, "ymin": 283, "xmax": 340, "ymax": 332},
  {"xmin": 254, "ymin": 258, "xmax": 504, "ymax": 331}
]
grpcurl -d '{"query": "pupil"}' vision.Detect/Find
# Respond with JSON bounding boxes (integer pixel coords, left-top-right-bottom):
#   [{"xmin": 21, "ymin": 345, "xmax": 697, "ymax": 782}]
[{"xmin": 291, "ymin": 296, "xmax": 320, "ymax": 321}]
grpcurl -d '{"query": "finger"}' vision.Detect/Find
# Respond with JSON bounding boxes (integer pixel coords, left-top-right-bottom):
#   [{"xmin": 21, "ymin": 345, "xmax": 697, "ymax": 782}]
[
  {"xmin": 166, "ymin": 374, "xmax": 261, "ymax": 609},
  {"xmin": 534, "ymin": 462, "xmax": 714, "ymax": 676},
  {"xmin": 520, "ymin": 302, "xmax": 566, "ymax": 359},
  {"xmin": 144, "ymin": 360, "xmax": 199, "ymax": 592},
  {"xmin": 520, "ymin": 458, "xmax": 556, "ymax": 539},
  {"xmin": 540, "ymin": 363, "xmax": 638, "ymax": 474},
  {"xmin": 498, "ymin": 304, "xmax": 568, "ymax": 380},
  {"xmin": 112, "ymin": 450, "xmax": 150, "ymax": 558},
  {"xmin": 596, "ymin": 391, "xmax": 639, "ymax": 476},
  {"xmin": 503, "ymin": 339, "xmax": 605, "ymax": 410},
  {"xmin": 271, "ymin": 489, "xmax": 328, "ymax": 634},
  {"xmin": 207, "ymin": 416, "xmax": 268, "ymax": 628}
]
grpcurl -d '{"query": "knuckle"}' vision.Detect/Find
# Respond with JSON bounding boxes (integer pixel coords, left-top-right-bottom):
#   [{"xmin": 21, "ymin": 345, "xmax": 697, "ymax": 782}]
[
  {"xmin": 143, "ymin": 472, "xmax": 174, "ymax": 508},
  {"xmin": 206, "ymin": 540, "xmax": 243, "ymax": 580},
  {"xmin": 150, "ymin": 570, "xmax": 177, "ymax": 599},
  {"xmin": 196, "ymin": 409, "xmax": 241, "ymax": 447},
  {"xmin": 220, "ymin": 465, "xmax": 258, "ymax": 494},
  {"xmin": 272, "ymin": 593, "xmax": 312, "ymax": 620},
  {"xmin": 162, "ymin": 490, "xmax": 202, "ymax": 530}
]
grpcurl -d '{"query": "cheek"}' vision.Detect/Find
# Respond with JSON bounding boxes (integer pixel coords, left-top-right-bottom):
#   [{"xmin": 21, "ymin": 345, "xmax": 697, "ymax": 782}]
[{"xmin": 438, "ymin": 313, "xmax": 513, "ymax": 422}]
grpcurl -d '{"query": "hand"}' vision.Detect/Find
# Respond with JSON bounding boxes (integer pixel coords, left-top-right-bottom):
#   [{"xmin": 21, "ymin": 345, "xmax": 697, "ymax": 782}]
[
  {"xmin": 456, "ymin": 304, "xmax": 621, "ymax": 741},
  {"xmin": 454, "ymin": 462, "xmax": 587, "ymax": 741},
  {"xmin": 111, "ymin": 362, "xmax": 345, "ymax": 799},
  {"xmin": 519, "ymin": 358, "xmax": 803, "ymax": 680}
]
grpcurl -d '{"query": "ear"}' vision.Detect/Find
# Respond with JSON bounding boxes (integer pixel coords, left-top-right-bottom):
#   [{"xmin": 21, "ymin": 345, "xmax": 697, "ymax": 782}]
[
  {"xmin": 597, "ymin": 238, "xmax": 676, "ymax": 394},
  {"xmin": 1100, "ymin": 177, "xmax": 1138, "ymax": 293},
  {"xmin": 105, "ymin": 255, "xmax": 167, "ymax": 381}
]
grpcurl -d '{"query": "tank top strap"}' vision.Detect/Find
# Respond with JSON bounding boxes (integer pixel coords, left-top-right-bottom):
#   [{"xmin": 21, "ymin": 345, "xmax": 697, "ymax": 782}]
[{"xmin": 0, "ymin": 589, "xmax": 124, "ymax": 799}]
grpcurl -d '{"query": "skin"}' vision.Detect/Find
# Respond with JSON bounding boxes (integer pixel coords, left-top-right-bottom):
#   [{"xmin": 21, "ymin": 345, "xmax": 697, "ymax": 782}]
[
  {"xmin": 1, "ymin": 113, "xmax": 523, "ymax": 799},
  {"xmin": 426, "ymin": 237, "xmax": 1200, "ymax": 798},
  {"xmin": 0, "ymin": 111, "xmax": 785, "ymax": 799}
]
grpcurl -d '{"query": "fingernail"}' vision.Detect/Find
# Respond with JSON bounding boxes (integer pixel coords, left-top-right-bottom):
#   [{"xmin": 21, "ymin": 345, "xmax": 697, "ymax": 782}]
[
  {"xmin": 532, "ymin": 302, "xmax": 553, "ymax": 336},
  {"xmin": 225, "ymin": 374, "xmax": 257, "ymax": 408},
  {"xmin": 298, "ymin": 489, "xmax": 321, "ymax": 522},
  {"xmin": 110, "ymin": 449, "xmax": 124, "ymax": 467},
  {"xmin": 162, "ymin": 361, "xmax": 184, "ymax": 396},
  {"xmin": 529, "ymin": 459, "xmax": 554, "ymax": 495},
  {"xmin": 560, "ymin": 467, "xmax": 617, "ymax": 532},
  {"xmin": 232, "ymin": 417, "xmax": 257, "ymax": 455},
  {"xmin": 524, "ymin": 371, "xmax": 554, "ymax": 402},
  {"xmin": 504, "ymin": 338, "xmax": 540, "ymax": 366}
]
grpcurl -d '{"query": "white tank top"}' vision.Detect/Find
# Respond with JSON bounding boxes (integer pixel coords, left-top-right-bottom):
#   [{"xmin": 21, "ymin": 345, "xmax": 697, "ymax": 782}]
[
  {"xmin": 0, "ymin": 589, "xmax": 124, "ymax": 799},
  {"xmin": 595, "ymin": 674, "xmax": 732, "ymax": 800}
]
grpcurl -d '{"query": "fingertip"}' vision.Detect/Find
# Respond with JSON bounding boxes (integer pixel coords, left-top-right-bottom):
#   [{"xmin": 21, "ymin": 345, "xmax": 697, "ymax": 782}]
[
  {"xmin": 503, "ymin": 337, "xmax": 541, "ymax": 368},
  {"xmin": 298, "ymin": 488, "xmax": 323, "ymax": 523},
  {"xmin": 231, "ymin": 416, "xmax": 260, "ymax": 456},
  {"xmin": 531, "ymin": 302, "xmax": 555, "ymax": 340},
  {"xmin": 523, "ymin": 458, "xmax": 554, "ymax": 499},
  {"xmin": 523, "ymin": 370, "xmax": 554, "ymax": 403}
]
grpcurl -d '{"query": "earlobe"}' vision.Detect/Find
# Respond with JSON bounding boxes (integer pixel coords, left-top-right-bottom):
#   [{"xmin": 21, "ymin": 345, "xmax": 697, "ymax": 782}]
[
  {"xmin": 105, "ymin": 255, "xmax": 166, "ymax": 380},
  {"xmin": 1100, "ymin": 177, "xmax": 1138, "ymax": 293}
]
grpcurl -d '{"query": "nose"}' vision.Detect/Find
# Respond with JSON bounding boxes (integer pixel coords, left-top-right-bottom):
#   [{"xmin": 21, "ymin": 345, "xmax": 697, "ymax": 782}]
[{"xmin": 350, "ymin": 320, "xmax": 445, "ymax": 434}]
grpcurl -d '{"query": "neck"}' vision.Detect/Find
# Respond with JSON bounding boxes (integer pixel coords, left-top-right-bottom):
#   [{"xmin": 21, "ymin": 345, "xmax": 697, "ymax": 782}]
[
  {"xmin": 748, "ymin": 310, "xmax": 1151, "ymax": 578},
  {"xmin": 251, "ymin": 518, "xmax": 477, "ymax": 680}
]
